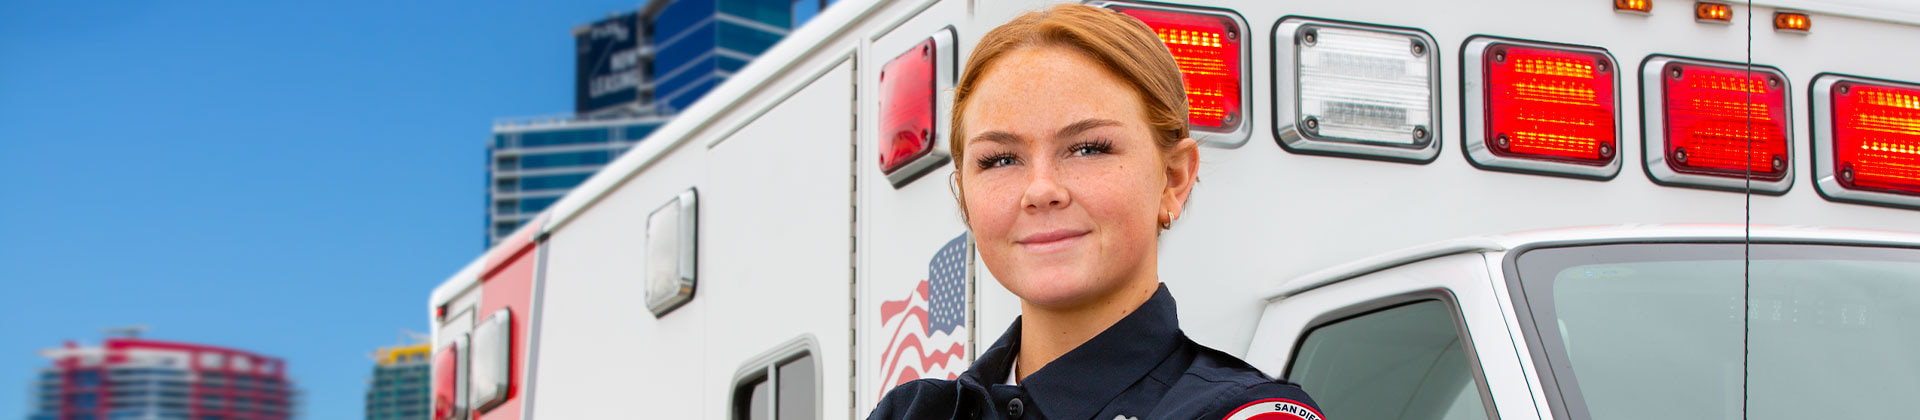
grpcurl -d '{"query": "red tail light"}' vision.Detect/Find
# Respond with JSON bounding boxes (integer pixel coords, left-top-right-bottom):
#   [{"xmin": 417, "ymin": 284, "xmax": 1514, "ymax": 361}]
[
  {"xmin": 877, "ymin": 29, "xmax": 954, "ymax": 187},
  {"xmin": 878, "ymin": 39, "xmax": 936, "ymax": 176},
  {"xmin": 1486, "ymin": 45, "xmax": 1618, "ymax": 164},
  {"xmin": 1103, "ymin": 2, "xmax": 1248, "ymax": 139},
  {"xmin": 1644, "ymin": 57, "xmax": 1792, "ymax": 192},
  {"xmin": 433, "ymin": 339, "xmax": 464, "ymax": 420},
  {"xmin": 1833, "ymin": 81, "xmax": 1920, "ymax": 196}
]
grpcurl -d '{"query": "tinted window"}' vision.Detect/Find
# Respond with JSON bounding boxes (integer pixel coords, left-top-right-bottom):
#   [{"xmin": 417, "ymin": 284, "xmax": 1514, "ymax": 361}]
[
  {"xmin": 519, "ymin": 197, "xmax": 559, "ymax": 213},
  {"xmin": 519, "ymin": 128, "xmax": 609, "ymax": 147},
  {"xmin": 1515, "ymin": 244, "xmax": 1920, "ymax": 420},
  {"xmin": 1288, "ymin": 300, "xmax": 1488, "ymax": 420},
  {"xmin": 655, "ymin": 24, "xmax": 717, "ymax": 79},
  {"xmin": 777, "ymin": 355, "xmax": 816, "ymax": 420},
  {"xmin": 520, "ymin": 151, "xmax": 610, "ymax": 169},
  {"xmin": 734, "ymin": 377, "xmax": 771, "ymax": 420},
  {"xmin": 521, "ymin": 174, "xmax": 592, "ymax": 191},
  {"xmin": 732, "ymin": 352, "xmax": 815, "ymax": 420},
  {"xmin": 664, "ymin": 77, "xmax": 723, "ymax": 112},
  {"xmin": 622, "ymin": 123, "xmax": 659, "ymax": 141},
  {"xmin": 720, "ymin": 0, "xmax": 792, "ymax": 29},
  {"xmin": 717, "ymin": 20, "xmax": 783, "ymax": 55}
]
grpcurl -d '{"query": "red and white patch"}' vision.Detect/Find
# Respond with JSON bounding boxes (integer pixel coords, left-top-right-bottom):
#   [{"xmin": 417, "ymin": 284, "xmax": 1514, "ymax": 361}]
[{"xmin": 1222, "ymin": 398, "xmax": 1324, "ymax": 420}]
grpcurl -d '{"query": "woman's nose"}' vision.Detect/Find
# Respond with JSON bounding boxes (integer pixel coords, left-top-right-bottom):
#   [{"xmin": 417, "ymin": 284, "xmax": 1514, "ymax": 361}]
[{"xmin": 1020, "ymin": 161, "xmax": 1070, "ymax": 211}]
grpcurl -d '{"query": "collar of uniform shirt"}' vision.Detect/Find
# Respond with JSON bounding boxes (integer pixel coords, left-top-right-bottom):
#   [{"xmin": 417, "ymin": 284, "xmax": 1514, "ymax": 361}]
[{"xmin": 964, "ymin": 284, "xmax": 1185, "ymax": 420}]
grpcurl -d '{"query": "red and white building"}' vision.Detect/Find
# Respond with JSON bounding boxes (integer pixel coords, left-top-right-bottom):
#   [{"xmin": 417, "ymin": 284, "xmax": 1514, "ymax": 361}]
[{"xmin": 31, "ymin": 339, "xmax": 299, "ymax": 420}]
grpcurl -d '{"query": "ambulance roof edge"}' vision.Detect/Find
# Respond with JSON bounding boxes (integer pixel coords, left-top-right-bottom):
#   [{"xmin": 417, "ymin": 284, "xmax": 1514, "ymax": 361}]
[
  {"xmin": 482, "ymin": 214, "xmax": 545, "ymax": 280},
  {"xmin": 430, "ymin": 251, "xmax": 487, "ymax": 309}
]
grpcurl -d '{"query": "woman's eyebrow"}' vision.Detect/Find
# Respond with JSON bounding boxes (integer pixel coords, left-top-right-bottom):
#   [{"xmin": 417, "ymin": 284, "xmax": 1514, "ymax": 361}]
[
  {"xmin": 969, "ymin": 130, "xmax": 1023, "ymax": 146},
  {"xmin": 1056, "ymin": 118, "xmax": 1121, "ymax": 139}
]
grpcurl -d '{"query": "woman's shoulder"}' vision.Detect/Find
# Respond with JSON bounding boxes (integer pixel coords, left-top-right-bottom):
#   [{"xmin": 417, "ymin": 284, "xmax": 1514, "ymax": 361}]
[
  {"xmin": 1167, "ymin": 342, "xmax": 1326, "ymax": 420},
  {"xmin": 866, "ymin": 378, "xmax": 964, "ymax": 420}
]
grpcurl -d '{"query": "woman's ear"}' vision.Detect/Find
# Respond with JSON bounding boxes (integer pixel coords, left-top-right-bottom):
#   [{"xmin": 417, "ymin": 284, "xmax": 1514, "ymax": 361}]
[
  {"xmin": 1162, "ymin": 137, "xmax": 1200, "ymax": 219},
  {"xmin": 949, "ymin": 171, "xmax": 970, "ymax": 225}
]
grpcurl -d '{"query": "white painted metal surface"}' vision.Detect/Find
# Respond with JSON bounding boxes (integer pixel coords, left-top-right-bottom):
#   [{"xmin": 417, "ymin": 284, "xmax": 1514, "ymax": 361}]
[{"xmin": 424, "ymin": 0, "xmax": 1920, "ymax": 419}]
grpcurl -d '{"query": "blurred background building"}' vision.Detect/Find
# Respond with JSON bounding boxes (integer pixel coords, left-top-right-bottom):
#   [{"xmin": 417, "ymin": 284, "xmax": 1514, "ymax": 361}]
[
  {"xmin": 28, "ymin": 334, "xmax": 298, "ymax": 420},
  {"xmin": 363, "ymin": 344, "xmax": 430, "ymax": 420},
  {"xmin": 485, "ymin": 0, "xmax": 838, "ymax": 246}
]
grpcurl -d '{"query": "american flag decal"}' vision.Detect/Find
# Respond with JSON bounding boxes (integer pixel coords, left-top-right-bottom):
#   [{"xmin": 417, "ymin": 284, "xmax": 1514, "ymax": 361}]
[{"xmin": 876, "ymin": 233, "xmax": 970, "ymax": 398}]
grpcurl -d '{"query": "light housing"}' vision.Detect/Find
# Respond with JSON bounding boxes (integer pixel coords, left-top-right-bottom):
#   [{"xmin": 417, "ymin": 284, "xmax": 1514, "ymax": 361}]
[
  {"xmin": 1097, "ymin": 1, "xmax": 1252, "ymax": 147},
  {"xmin": 1775, "ymin": 11, "xmax": 1811, "ymax": 33},
  {"xmin": 645, "ymin": 188, "xmax": 699, "ymax": 316},
  {"xmin": 877, "ymin": 28, "xmax": 955, "ymax": 187},
  {"xmin": 432, "ymin": 335, "xmax": 468, "ymax": 420},
  {"xmin": 1696, "ymin": 1, "xmax": 1733, "ymax": 23},
  {"xmin": 1615, "ymin": 0, "xmax": 1652, "ymax": 14},
  {"xmin": 1811, "ymin": 74, "xmax": 1920, "ymax": 209},
  {"xmin": 1462, "ymin": 36, "xmax": 1621, "ymax": 179},
  {"xmin": 1273, "ymin": 17, "xmax": 1441, "ymax": 163},
  {"xmin": 469, "ymin": 308, "xmax": 512, "ymax": 412},
  {"xmin": 1640, "ymin": 56, "xmax": 1793, "ymax": 193}
]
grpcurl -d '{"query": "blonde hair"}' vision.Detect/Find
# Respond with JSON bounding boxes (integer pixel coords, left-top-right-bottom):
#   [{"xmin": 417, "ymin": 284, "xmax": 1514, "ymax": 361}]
[{"xmin": 949, "ymin": 3, "xmax": 1191, "ymax": 174}]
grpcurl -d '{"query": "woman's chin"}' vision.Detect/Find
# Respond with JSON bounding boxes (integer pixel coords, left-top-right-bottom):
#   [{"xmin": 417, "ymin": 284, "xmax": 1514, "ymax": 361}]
[{"xmin": 1004, "ymin": 270, "xmax": 1108, "ymax": 309}]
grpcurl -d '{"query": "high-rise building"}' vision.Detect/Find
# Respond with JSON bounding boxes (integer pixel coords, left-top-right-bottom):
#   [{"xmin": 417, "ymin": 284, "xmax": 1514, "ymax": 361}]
[
  {"xmin": 29, "ymin": 338, "xmax": 299, "ymax": 420},
  {"xmin": 487, "ymin": 0, "xmax": 831, "ymax": 246},
  {"xmin": 486, "ymin": 115, "xmax": 670, "ymax": 243},
  {"xmin": 364, "ymin": 344, "xmax": 431, "ymax": 420},
  {"xmin": 650, "ymin": 0, "xmax": 794, "ymax": 113}
]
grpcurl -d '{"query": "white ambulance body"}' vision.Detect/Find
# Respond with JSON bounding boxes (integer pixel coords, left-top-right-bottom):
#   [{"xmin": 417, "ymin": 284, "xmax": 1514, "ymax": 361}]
[{"xmin": 426, "ymin": 0, "xmax": 1920, "ymax": 419}]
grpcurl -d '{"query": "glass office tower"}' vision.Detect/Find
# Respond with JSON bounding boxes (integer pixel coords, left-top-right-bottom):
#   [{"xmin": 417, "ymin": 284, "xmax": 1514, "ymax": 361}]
[
  {"xmin": 652, "ymin": 0, "xmax": 794, "ymax": 113},
  {"xmin": 487, "ymin": 0, "xmax": 833, "ymax": 246},
  {"xmin": 487, "ymin": 116, "xmax": 668, "ymax": 244},
  {"xmin": 364, "ymin": 344, "xmax": 431, "ymax": 420}
]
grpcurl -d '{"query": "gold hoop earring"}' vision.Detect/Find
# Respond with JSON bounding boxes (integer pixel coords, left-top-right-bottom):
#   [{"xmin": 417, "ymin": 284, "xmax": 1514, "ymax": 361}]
[{"xmin": 1159, "ymin": 210, "xmax": 1173, "ymax": 230}]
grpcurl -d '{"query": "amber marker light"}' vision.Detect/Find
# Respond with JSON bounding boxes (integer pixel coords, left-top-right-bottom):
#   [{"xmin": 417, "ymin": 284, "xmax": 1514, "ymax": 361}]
[
  {"xmin": 1696, "ymin": 1, "xmax": 1733, "ymax": 23},
  {"xmin": 1776, "ymin": 12, "xmax": 1811, "ymax": 33},
  {"xmin": 1615, "ymin": 0, "xmax": 1652, "ymax": 14}
]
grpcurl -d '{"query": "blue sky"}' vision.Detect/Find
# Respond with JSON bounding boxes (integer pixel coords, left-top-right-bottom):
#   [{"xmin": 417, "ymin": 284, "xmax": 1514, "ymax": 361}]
[{"xmin": 0, "ymin": 2, "xmax": 642, "ymax": 419}]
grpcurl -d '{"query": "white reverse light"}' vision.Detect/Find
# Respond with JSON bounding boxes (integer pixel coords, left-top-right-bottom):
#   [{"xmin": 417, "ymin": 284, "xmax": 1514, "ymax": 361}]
[{"xmin": 1275, "ymin": 18, "xmax": 1440, "ymax": 162}]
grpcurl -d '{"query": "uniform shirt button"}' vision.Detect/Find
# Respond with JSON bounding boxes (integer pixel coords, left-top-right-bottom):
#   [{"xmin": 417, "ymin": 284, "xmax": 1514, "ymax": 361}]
[{"xmin": 1008, "ymin": 397, "xmax": 1025, "ymax": 417}]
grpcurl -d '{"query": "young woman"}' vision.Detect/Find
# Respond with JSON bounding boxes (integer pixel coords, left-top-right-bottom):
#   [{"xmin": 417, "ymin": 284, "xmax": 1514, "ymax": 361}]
[{"xmin": 867, "ymin": 4, "xmax": 1324, "ymax": 420}]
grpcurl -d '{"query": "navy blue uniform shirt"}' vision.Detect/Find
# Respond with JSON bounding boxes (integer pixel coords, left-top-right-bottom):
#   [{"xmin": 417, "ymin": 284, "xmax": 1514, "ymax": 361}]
[{"xmin": 867, "ymin": 284, "xmax": 1325, "ymax": 420}]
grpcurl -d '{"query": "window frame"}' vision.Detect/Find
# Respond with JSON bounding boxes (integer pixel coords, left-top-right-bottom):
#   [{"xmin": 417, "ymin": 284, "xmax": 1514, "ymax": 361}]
[
  {"xmin": 727, "ymin": 335, "xmax": 821, "ymax": 420},
  {"xmin": 1282, "ymin": 288, "xmax": 1499, "ymax": 420}
]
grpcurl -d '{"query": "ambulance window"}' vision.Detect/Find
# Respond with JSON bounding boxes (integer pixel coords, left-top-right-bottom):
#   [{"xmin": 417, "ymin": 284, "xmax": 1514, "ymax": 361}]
[
  {"xmin": 776, "ymin": 354, "xmax": 815, "ymax": 420},
  {"xmin": 731, "ymin": 348, "xmax": 817, "ymax": 420},
  {"xmin": 735, "ymin": 379, "xmax": 770, "ymax": 420},
  {"xmin": 1287, "ymin": 300, "xmax": 1490, "ymax": 420}
]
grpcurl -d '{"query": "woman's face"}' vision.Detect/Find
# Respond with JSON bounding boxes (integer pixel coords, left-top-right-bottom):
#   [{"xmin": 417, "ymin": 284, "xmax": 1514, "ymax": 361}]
[{"xmin": 959, "ymin": 46, "xmax": 1193, "ymax": 310}]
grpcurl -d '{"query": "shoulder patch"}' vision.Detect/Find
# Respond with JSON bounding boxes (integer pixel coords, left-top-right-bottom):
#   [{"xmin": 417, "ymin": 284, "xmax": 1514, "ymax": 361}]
[{"xmin": 1221, "ymin": 398, "xmax": 1324, "ymax": 420}]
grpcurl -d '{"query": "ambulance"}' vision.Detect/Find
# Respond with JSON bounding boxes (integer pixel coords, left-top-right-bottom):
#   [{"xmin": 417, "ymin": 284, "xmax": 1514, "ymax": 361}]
[{"xmin": 426, "ymin": 0, "xmax": 1920, "ymax": 419}]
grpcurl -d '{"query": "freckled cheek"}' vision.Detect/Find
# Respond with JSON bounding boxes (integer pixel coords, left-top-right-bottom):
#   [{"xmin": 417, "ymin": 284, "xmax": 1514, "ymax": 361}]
[{"xmin": 962, "ymin": 175, "xmax": 1024, "ymax": 241}]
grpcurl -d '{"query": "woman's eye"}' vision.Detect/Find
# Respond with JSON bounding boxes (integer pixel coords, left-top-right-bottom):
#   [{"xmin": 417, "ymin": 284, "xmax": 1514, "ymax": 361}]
[
  {"xmin": 976, "ymin": 154, "xmax": 1018, "ymax": 169},
  {"xmin": 1070, "ymin": 140, "xmax": 1113, "ymax": 157}
]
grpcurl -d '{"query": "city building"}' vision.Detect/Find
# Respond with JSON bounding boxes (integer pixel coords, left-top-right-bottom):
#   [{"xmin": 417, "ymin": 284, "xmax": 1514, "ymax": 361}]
[
  {"xmin": 487, "ymin": 0, "xmax": 835, "ymax": 246},
  {"xmin": 487, "ymin": 115, "xmax": 670, "ymax": 244},
  {"xmin": 364, "ymin": 344, "xmax": 431, "ymax": 420},
  {"xmin": 29, "ymin": 338, "xmax": 298, "ymax": 420}
]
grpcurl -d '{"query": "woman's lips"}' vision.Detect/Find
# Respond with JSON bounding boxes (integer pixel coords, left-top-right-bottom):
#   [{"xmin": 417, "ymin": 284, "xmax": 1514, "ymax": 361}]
[{"xmin": 1016, "ymin": 229, "xmax": 1090, "ymax": 252}]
